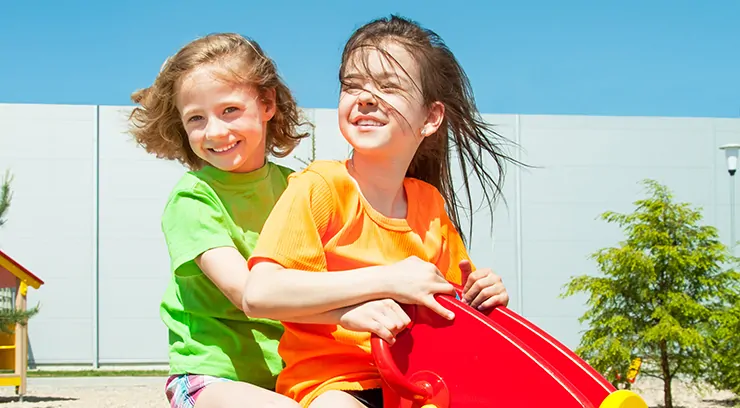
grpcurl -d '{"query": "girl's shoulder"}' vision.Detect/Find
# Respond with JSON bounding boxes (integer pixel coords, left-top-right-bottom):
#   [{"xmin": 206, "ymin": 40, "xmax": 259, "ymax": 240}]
[
  {"xmin": 167, "ymin": 170, "xmax": 218, "ymax": 199},
  {"xmin": 270, "ymin": 161, "xmax": 296, "ymax": 180},
  {"xmin": 404, "ymin": 176, "xmax": 446, "ymax": 210},
  {"xmin": 161, "ymin": 171, "xmax": 224, "ymax": 217},
  {"xmin": 280, "ymin": 160, "xmax": 360, "ymax": 221},
  {"xmin": 288, "ymin": 159, "xmax": 355, "ymax": 194},
  {"xmin": 300, "ymin": 159, "xmax": 349, "ymax": 177}
]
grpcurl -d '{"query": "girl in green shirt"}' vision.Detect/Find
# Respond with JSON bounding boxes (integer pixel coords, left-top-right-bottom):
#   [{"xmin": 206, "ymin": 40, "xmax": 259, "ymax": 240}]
[{"xmin": 129, "ymin": 32, "xmax": 310, "ymax": 408}]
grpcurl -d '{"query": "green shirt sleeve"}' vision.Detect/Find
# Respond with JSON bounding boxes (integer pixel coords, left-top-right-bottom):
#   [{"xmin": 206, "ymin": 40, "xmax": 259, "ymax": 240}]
[{"xmin": 161, "ymin": 182, "xmax": 235, "ymax": 273}]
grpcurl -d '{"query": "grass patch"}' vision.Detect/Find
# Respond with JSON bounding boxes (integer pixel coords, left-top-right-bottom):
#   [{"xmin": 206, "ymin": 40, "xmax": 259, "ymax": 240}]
[{"xmin": 26, "ymin": 369, "xmax": 169, "ymax": 377}]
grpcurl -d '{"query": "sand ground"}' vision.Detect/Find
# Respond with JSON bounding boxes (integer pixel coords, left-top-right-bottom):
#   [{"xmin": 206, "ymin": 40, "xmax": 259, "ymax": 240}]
[{"xmin": 0, "ymin": 376, "xmax": 735, "ymax": 407}]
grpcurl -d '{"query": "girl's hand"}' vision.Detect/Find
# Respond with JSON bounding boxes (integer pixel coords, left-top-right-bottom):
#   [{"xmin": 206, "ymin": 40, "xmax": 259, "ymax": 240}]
[
  {"xmin": 383, "ymin": 256, "xmax": 457, "ymax": 320},
  {"xmin": 460, "ymin": 260, "xmax": 509, "ymax": 312},
  {"xmin": 337, "ymin": 299, "xmax": 411, "ymax": 344}
]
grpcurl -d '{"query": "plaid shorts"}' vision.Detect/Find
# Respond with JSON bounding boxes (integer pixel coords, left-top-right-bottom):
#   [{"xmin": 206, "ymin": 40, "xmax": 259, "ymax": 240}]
[{"xmin": 165, "ymin": 374, "xmax": 232, "ymax": 408}]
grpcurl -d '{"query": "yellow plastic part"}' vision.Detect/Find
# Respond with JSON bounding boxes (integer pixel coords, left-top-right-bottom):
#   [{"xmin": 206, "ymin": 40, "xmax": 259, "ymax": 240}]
[
  {"xmin": 0, "ymin": 330, "xmax": 15, "ymax": 370},
  {"xmin": 600, "ymin": 390, "xmax": 648, "ymax": 408},
  {"xmin": 0, "ymin": 375, "xmax": 21, "ymax": 387},
  {"xmin": 420, "ymin": 405, "xmax": 438, "ymax": 408},
  {"xmin": 626, "ymin": 358, "xmax": 642, "ymax": 382}
]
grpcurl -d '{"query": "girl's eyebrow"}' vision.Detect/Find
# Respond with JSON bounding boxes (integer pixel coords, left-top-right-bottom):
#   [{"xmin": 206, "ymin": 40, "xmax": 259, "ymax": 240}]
[
  {"xmin": 342, "ymin": 71, "xmax": 408, "ymax": 85},
  {"xmin": 341, "ymin": 72, "xmax": 368, "ymax": 81},
  {"xmin": 180, "ymin": 106, "xmax": 200, "ymax": 119}
]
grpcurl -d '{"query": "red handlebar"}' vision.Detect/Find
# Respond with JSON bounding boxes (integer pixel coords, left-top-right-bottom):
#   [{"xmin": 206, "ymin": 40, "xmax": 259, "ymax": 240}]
[
  {"xmin": 371, "ymin": 334, "xmax": 433, "ymax": 402},
  {"xmin": 370, "ymin": 292, "xmax": 462, "ymax": 406},
  {"xmin": 371, "ymin": 303, "xmax": 431, "ymax": 401}
]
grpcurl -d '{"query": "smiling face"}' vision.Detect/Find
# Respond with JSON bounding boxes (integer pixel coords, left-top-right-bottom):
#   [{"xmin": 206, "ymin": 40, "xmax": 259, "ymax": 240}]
[
  {"xmin": 175, "ymin": 63, "xmax": 276, "ymax": 173},
  {"xmin": 338, "ymin": 41, "xmax": 444, "ymax": 163}
]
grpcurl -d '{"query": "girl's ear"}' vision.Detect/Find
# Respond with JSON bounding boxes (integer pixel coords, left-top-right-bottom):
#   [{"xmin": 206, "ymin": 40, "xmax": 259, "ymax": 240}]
[
  {"xmin": 261, "ymin": 88, "xmax": 277, "ymax": 122},
  {"xmin": 421, "ymin": 101, "xmax": 445, "ymax": 138}
]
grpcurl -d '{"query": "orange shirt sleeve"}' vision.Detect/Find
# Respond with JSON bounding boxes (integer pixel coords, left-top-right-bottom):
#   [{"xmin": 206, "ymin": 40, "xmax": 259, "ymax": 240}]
[
  {"xmin": 438, "ymin": 210, "xmax": 474, "ymax": 286},
  {"xmin": 419, "ymin": 185, "xmax": 473, "ymax": 287},
  {"xmin": 248, "ymin": 169, "xmax": 335, "ymax": 272}
]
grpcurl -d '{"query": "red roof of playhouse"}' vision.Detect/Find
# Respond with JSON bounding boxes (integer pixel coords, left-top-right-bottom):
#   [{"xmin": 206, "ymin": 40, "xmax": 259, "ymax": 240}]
[{"xmin": 0, "ymin": 249, "xmax": 44, "ymax": 289}]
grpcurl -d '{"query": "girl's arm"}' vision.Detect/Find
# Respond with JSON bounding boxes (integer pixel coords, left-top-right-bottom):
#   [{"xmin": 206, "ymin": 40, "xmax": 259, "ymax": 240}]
[
  {"xmin": 243, "ymin": 258, "xmax": 455, "ymax": 321},
  {"xmin": 197, "ymin": 246, "xmax": 380, "ymax": 325},
  {"xmin": 197, "ymin": 247, "xmax": 396, "ymax": 319},
  {"xmin": 243, "ymin": 260, "xmax": 393, "ymax": 319},
  {"xmin": 200, "ymin": 246, "xmax": 413, "ymax": 344},
  {"xmin": 195, "ymin": 246, "xmax": 250, "ymax": 310}
]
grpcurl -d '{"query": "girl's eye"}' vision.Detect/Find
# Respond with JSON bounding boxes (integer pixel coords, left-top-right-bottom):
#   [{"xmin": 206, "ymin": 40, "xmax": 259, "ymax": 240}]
[
  {"xmin": 380, "ymin": 82, "xmax": 400, "ymax": 92},
  {"xmin": 341, "ymin": 82, "xmax": 361, "ymax": 91},
  {"xmin": 224, "ymin": 107, "xmax": 239, "ymax": 114},
  {"xmin": 187, "ymin": 115, "xmax": 203, "ymax": 123}
]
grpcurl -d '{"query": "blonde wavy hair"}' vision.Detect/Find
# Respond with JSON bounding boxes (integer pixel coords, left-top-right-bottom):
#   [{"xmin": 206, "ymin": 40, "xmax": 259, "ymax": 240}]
[{"xmin": 129, "ymin": 33, "xmax": 311, "ymax": 170}]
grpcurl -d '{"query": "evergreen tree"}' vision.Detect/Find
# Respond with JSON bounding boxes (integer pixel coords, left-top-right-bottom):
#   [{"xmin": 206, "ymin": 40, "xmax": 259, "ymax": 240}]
[
  {"xmin": 0, "ymin": 170, "xmax": 11, "ymax": 227},
  {"xmin": 561, "ymin": 179, "xmax": 740, "ymax": 408},
  {"xmin": 0, "ymin": 170, "xmax": 39, "ymax": 334},
  {"xmin": 706, "ymin": 300, "xmax": 740, "ymax": 398}
]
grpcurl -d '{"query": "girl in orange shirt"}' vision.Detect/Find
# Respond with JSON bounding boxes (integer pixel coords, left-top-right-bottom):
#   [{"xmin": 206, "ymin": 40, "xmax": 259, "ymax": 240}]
[{"xmin": 245, "ymin": 15, "xmax": 520, "ymax": 408}]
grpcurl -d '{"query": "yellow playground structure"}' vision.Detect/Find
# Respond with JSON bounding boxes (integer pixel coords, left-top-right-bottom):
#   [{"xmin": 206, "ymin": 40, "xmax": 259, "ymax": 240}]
[{"xmin": 0, "ymin": 249, "xmax": 44, "ymax": 401}]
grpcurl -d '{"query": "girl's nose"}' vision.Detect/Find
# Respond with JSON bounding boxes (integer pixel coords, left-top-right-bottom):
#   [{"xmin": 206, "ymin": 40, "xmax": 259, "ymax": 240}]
[
  {"xmin": 357, "ymin": 89, "xmax": 377, "ymax": 107},
  {"xmin": 204, "ymin": 119, "xmax": 228, "ymax": 140}
]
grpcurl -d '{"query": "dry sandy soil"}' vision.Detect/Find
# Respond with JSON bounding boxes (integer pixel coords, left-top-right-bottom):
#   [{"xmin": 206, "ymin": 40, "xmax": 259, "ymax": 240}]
[
  {"xmin": 0, "ymin": 376, "xmax": 735, "ymax": 407},
  {"xmin": 631, "ymin": 377, "xmax": 737, "ymax": 408},
  {"xmin": 0, "ymin": 377, "xmax": 167, "ymax": 408}
]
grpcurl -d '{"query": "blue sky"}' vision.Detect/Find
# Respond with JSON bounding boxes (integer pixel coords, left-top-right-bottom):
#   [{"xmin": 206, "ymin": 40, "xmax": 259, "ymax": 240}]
[{"xmin": 2, "ymin": 0, "xmax": 738, "ymax": 118}]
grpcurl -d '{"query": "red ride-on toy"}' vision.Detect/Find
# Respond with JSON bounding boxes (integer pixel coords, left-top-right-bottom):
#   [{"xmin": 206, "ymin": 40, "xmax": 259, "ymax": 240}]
[{"xmin": 370, "ymin": 286, "xmax": 647, "ymax": 408}]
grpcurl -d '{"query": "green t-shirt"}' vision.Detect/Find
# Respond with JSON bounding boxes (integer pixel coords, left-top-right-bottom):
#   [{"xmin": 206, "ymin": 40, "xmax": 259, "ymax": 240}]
[{"xmin": 159, "ymin": 161, "xmax": 293, "ymax": 389}]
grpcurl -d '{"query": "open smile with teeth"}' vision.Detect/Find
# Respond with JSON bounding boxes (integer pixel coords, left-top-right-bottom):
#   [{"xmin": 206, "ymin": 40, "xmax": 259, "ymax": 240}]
[
  {"xmin": 354, "ymin": 119, "xmax": 386, "ymax": 127},
  {"xmin": 209, "ymin": 141, "xmax": 240, "ymax": 153}
]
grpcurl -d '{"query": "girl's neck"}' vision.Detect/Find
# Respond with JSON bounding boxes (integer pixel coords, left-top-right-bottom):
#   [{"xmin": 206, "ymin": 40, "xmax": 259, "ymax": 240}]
[{"xmin": 348, "ymin": 154, "xmax": 410, "ymax": 219}]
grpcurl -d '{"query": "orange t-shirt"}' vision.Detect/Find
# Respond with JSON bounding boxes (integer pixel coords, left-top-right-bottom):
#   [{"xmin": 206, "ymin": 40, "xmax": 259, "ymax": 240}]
[{"xmin": 248, "ymin": 160, "xmax": 472, "ymax": 406}]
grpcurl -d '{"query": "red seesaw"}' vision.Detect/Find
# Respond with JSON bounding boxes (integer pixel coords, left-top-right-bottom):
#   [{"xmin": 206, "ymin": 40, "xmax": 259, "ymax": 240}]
[{"xmin": 371, "ymin": 286, "xmax": 647, "ymax": 408}]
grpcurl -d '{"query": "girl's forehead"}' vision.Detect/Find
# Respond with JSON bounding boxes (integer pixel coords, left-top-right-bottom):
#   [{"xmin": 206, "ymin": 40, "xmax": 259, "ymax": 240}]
[
  {"xmin": 176, "ymin": 62, "xmax": 248, "ymax": 94},
  {"xmin": 175, "ymin": 64, "xmax": 259, "ymax": 111},
  {"xmin": 344, "ymin": 43, "xmax": 420, "ymax": 81}
]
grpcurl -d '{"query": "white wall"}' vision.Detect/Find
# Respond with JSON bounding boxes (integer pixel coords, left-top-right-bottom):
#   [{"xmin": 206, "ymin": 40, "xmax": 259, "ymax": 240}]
[
  {"xmin": 0, "ymin": 104, "xmax": 97, "ymax": 364},
  {"xmin": 1, "ymin": 102, "xmax": 738, "ymax": 366}
]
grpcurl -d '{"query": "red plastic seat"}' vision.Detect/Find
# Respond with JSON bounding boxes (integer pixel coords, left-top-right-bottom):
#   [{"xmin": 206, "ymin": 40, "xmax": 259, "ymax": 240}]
[{"xmin": 371, "ymin": 287, "xmax": 633, "ymax": 408}]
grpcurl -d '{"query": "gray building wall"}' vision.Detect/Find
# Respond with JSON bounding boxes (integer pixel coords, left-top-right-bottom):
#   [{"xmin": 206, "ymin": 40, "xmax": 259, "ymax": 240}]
[{"xmin": 0, "ymin": 102, "xmax": 738, "ymax": 367}]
